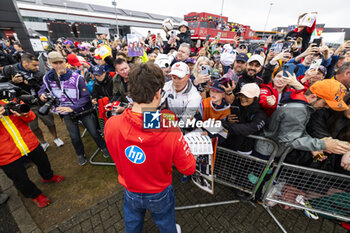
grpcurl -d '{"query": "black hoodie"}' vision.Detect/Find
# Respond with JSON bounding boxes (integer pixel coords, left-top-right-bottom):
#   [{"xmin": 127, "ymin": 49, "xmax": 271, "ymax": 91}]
[
  {"xmin": 166, "ymin": 30, "xmax": 192, "ymax": 49},
  {"xmin": 220, "ymin": 98, "xmax": 267, "ymax": 152},
  {"xmin": 234, "ymin": 70, "xmax": 264, "ymax": 94},
  {"xmin": 92, "ymin": 72, "xmax": 113, "ymax": 100}
]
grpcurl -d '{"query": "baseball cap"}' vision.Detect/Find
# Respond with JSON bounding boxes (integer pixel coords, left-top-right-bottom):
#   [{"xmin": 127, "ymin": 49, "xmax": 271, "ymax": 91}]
[
  {"xmin": 310, "ymin": 79, "xmax": 349, "ymax": 111},
  {"xmin": 67, "ymin": 53, "xmax": 82, "ymax": 67},
  {"xmin": 211, "ymin": 50, "xmax": 221, "ymax": 56},
  {"xmin": 77, "ymin": 56, "xmax": 90, "ymax": 66},
  {"xmin": 210, "ymin": 80, "xmax": 225, "ymax": 93},
  {"xmin": 235, "ymin": 53, "xmax": 248, "ymax": 63},
  {"xmin": 154, "ymin": 54, "xmax": 171, "ymax": 69},
  {"xmin": 185, "ymin": 57, "xmax": 196, "ymax": 64},
  {"xmin": 247, "ymin": 55, "xmax": 264, "ymax": 66},
  {"xmin": 169, "ymin": 62, "xmax": 190, "ymax": 78},
  {"xmin": 63, "ymin": 39, "xmax": 73, "ymax": 45},
  {"xmin": 237, "ymin": 83, "xmax": 260, "ymax": 98},
  {"xmin": 48, "ymin": 51, "xmax": 65, "ymax": 63},
  {"xmin": 92, "ymin": 65, "xmax": 105, "ymax": 75}
]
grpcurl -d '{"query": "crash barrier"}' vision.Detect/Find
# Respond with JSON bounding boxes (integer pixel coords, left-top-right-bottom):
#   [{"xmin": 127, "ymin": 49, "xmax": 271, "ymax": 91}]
[
  {"xmin": 262, "ymin": 148, "xmax": 350, "ymax": 233},
  {"xmin": 175, "ymin": 135, "xmax": 279, "ymax": 210}
]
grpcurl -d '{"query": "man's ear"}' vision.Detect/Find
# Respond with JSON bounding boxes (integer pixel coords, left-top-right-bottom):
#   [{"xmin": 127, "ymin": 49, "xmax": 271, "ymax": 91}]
[
  {"xmin": 257, "ymin": 66, "xmax": 262, "ymax": 73},
  {"xmin": 22, "ymin": 60, "xmax": 28, "ymax": 67},
  {"xmin": 307, "ymin": 93, "xmax": 318, "ymax": 103},
  {"xmin": 155, "ymin": 89, "xmax": 162, "ymax": 100}
]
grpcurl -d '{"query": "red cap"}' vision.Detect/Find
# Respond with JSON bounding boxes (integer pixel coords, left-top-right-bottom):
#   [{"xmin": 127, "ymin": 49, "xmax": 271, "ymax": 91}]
[{"xmin": 67, "ymin": 53, "xmax": 82, "ymax": 67}]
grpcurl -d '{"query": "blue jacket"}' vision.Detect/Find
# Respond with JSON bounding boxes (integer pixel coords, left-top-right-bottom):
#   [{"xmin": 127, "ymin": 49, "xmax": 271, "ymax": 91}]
[{"xmin": 287, "ymin": 57, "xmax": 332, "ymax": 78}]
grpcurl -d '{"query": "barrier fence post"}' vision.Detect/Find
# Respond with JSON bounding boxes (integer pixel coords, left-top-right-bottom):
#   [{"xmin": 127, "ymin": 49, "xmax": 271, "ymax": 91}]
[
  {"xmin": 175, "ymin": 135, "xmax": 279, "ymax": 210},
  {"xmin": 88, "ymin": 108, "xmax": 115, "ymax": 166},
  {"xmin": 262, "ymin": 146, "xmax": 350, "ymax": 232}
]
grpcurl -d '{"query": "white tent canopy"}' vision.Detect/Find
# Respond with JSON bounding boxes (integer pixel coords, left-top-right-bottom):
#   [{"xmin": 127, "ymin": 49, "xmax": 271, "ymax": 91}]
[
  {"xmin": 311, "ymin": 32, "xmax": 345, "ymax": 45},
  {"xmin": 321, "ymin": 32, "xmax": 345, "ymax": 45}
]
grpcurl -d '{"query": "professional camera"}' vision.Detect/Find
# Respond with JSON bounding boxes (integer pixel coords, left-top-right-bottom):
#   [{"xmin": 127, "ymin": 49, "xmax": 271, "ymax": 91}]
[
  {"xmin": 38, "ymin": 94, "xmax": 59, "ymax": 115},
  {"xmin": 0, "ymin": 81, "xmax": 20, "ymax": 99},
  {"xmin": 3, "ymin": 101, "xmax": 31, "ymax": 116},
  {"xmin": 17, "ymin": 71, "xmax": 36, "ymax": 83},
  {"xmin": 0, "ymin": 82, "xmax": 34, "ymax": 116},
  {"xmin": 70, "ymin": 107, "xmax": 97, "ymax": 121}
]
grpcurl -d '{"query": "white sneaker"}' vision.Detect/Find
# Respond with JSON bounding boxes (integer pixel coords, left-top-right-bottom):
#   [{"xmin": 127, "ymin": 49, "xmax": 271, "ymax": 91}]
[
  {"xmin": 53, "ymin": 138, "xmax": 64, "ymax": 147},
  {"xmin": 41, "ymin": 142, "xmax": 50, "ymax": 152},
  {"xmin": 176, "ymin": 224, "xmax": 181, "ymax": 233}
]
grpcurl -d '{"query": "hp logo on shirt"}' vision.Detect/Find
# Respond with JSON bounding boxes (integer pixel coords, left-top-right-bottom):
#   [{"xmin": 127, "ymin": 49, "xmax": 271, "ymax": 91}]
[
  {"xmin": 143, "ymin": 111, "xmax": 161, "ymax": 129},
  {"xmin": 125, "ymin": 146, "xmax": 146, "ymax": 164}
]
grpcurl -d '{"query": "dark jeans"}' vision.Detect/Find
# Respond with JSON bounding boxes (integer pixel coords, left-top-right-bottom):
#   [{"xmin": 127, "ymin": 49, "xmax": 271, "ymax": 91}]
[
  {"xmin": 63, "ymin": 112, "xmax": 107, "ymax": 156},
  {"xmin": 1, "ymin": 146, "xmax": 53, "ymax": 198},
  {"xmin": 123, "ymin": 184, "xmax": 177, "ymax": 233}
]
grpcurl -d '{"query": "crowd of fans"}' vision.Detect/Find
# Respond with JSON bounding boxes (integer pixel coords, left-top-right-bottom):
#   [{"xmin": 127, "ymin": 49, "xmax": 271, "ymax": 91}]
[{"xmin": 0, "ymin": 13, "xmax": 350, "ymax": 228}]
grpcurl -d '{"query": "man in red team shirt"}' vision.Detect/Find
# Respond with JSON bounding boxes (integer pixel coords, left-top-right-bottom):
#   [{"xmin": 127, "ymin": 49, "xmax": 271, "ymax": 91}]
[{"xmin": 104, "ymin": 62, "xmax": 196, "ymax": 233}]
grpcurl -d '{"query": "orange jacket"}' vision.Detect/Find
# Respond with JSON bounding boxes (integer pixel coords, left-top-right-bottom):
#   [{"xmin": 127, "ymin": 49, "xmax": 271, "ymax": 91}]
[
  {"xmin": 200, "ymin": 97, "xmax": 230, "ymax": 122},
  {"xmin": 0, "ymin": 100, "xmax": 39, "ymax": 166},
  {"xmin": 200, "ymin": 97, "xmax": 230, "ymax": 166}
]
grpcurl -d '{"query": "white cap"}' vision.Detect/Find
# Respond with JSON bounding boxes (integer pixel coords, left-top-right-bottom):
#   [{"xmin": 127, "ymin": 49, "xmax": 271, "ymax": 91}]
[
  {"xmin": 169, "ymin": 62, "xmax": 190, "ymax": 78},
  {"xmin": 247, "ymin": 54, "xmax": 264, "ymax": 67},
  {"xmin": 179, "ymin": 21, "xmax": 189, "ymax": 29},
  {"xmin": 238, "ymin": 83, "xmax": 260, "ymax": 98},
  {"xmin": 154, "ymin": 54, "xmax": 171, "ymax": 69}
]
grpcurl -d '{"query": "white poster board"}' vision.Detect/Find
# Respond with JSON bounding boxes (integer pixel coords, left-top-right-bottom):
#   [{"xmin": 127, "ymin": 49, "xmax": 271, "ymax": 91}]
[
  {"xmin": 30, "ymin": 38, "xmax": 44, "ymax": 52},
  {"xmin": 299, "ymin": 13, "xmax": 317, "ymax": 27}
]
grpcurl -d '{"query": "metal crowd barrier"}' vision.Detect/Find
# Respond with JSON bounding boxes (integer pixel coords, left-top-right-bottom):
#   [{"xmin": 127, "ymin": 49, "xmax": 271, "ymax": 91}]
[
  {"xmin": 78, "ymin": 110, "xmax": 115, "ymax": 166},
  {"xmin": 262, "ymin": 147, "xmax": 350, "ymax": 233},
  {"xmin": 175, "ymin": 135, "xmax": 279, "ymax": 210},
  {"xmin": 89, "ymin": 116, "xmax": 115, "ymax": 166}
]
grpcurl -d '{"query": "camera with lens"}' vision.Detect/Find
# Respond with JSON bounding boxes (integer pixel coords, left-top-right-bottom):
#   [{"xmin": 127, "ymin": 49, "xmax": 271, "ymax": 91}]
[
  {"xmin": 0, "ymin": 82, "xmax": 34, "ymax": 116},
  {"xmin": 3, "ymin": 101, "xmax": 31, "ymax": 116},
  {"xmin": 17, "ymin": 71, "xmax": 36, "ymax": 83},
  {"xmin": 38, "ymin": 94, "xmax": 59, "ymax": 115},
  {"xmin": 70, "ymin": 108, "xmax": 96, "ymax": 121}
]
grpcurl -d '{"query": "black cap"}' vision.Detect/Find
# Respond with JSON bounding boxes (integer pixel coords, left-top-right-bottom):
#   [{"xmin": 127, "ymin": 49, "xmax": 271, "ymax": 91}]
[{"xmin": 235, "ymin": 53, "xmax": 248, "ymax": 63}]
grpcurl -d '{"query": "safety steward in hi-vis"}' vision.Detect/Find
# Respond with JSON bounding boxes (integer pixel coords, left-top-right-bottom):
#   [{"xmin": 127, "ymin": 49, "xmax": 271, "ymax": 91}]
[{"xmin": 0, "ymin": 100, "xmax": 64, "ymax": 208}]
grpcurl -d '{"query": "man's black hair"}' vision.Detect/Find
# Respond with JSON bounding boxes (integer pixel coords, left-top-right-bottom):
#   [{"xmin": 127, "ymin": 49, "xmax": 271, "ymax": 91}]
[
  {"xmin": 13, "ymin": 42, "xmax": 22, "ymax": 48},
  {"xmin": 114, "ymin": 58, "xmax": 127, "ymax": 67},
  {"xmin": 116, "ymin": 52, "xmax": 127, "ymax": 58},
  {"xmin": 22, "ymin": 53, "xmax": 38, "ymax": 62}
]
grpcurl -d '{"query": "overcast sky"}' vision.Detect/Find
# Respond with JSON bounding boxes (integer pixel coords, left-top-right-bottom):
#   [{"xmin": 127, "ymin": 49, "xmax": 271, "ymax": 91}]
[{"xmin": 71, "ymin": 0, "xmax": 350, "ymax": 31}]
